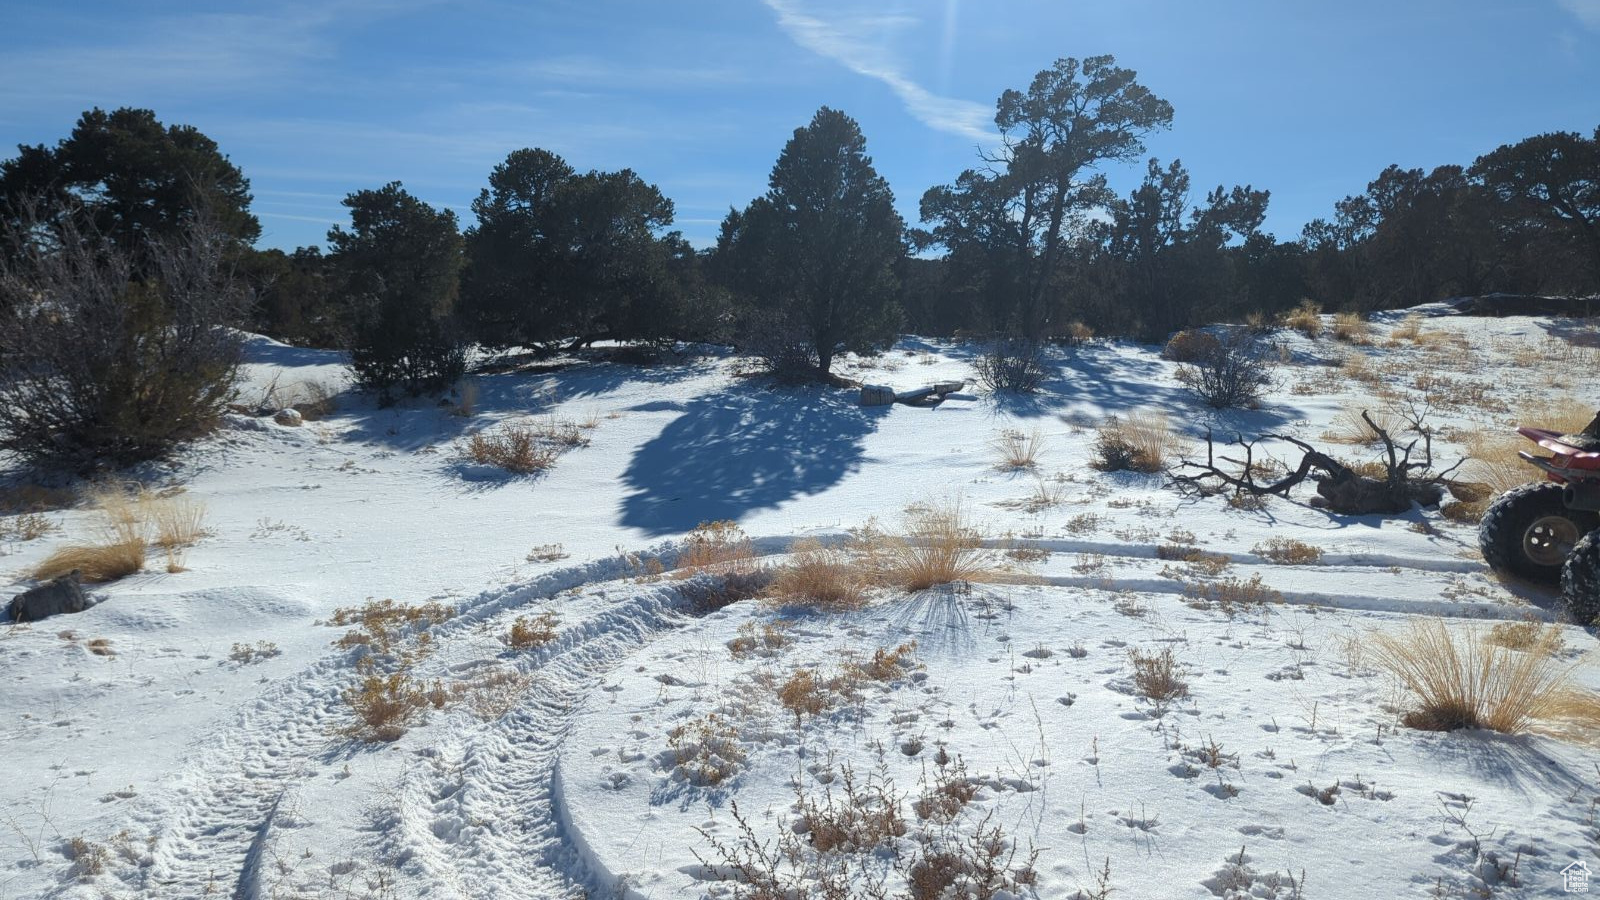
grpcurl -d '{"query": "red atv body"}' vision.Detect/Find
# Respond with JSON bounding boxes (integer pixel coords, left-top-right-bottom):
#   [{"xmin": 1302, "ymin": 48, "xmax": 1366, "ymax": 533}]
[{"xmin": 1478, "ymin": 425, "xmax": 1600, "ymax": 620}]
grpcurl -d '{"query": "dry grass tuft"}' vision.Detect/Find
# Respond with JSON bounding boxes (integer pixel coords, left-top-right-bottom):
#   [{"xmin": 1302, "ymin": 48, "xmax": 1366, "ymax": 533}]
[
  {"xmin": 846, "ymin": 641, "xmax": 919, "ymax": 683},
  {"xmin": 1323, "ymin": 405, "xmax": 1405, "ymax": 444},
  {"xmin": 992, "ymin": 427, "xmax": 1045, "ymax": 470},
  {"xmin": 1091, "ymin": 412, "xmax": 1179, "ymax": 474},
  {"xmin": 1391, "ymin": 314, "xmax": 1423, "ymax": 343},
  {"xmin": 728, "ymin": 620, "xmax": 790, "ymax": 658},
  {"xmin": 767, "ymin": 539, "xmax": 871, "ymax": 612},
  {"xmin": 1368, "ymin": 618, "xmax": 1600, "ymax": 736},
  {"xmin": 669, "ymin": 713, "xmax": 747, "ymax": 785},
  {"xmin": 676, "ymin": 520, "xmax": 756, "ymax": 574},
  {"xmin": 1331, "ymin": 311, "xmax": 1370, "ymax": 344},
  {"xmin": 1129, "ymin": 646, "xmax": 1188, "ymax": 702},
  {"xmin": 1252, "ymin": 537, "xmax": 1323, "ymax": 565},
  {"xmin": 865, "ymin": 499, "xmax": 1009, "ymax": 593},
  {"xmin": 30, "ymin": 485, "xmax": 192, "ymax": 582},
  {"xmin": 330, "ymin": 598, "xmax": 454, "ymax": 663},
  {"xmin": 1282, "ymin": 301, "xmax": 1323, "ymax": 338},
  {"xmin": 507, "ymin": 611, "xmax": 560, "ymax": 649},
  {"xmin": 459, "ymin": 423, "xmax": 561, "ymax": 475}
]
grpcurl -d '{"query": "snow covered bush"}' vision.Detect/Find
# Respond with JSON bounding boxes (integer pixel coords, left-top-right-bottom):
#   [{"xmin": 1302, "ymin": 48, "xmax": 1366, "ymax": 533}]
[{"xmin": 0, "ymin": 198, "xmax": 245, "ymax": 470}]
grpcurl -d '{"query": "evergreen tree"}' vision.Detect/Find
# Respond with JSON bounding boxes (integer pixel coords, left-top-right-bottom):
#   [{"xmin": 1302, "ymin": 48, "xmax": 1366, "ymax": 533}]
[
  {"xmin": 0, "ymin": 107, "xmax": 259, "ymax": 255},
  {"xmin": 327, "ymin": 183, "xmax": 464, "ymax": 401},
  {"xmin": 713, "ymin": 107, "xmax": 905, "ymax": 380}
]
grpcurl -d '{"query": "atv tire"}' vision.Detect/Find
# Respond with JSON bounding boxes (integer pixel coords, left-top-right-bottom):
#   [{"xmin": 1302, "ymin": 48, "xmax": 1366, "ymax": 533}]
[
  {"xmin": 1478, "ymin": 482, "xmax": 1598, "ymax": 585},
  {"xmin": 1562, "ymin": 529, "xmax": 1600, "ymax": 624}
]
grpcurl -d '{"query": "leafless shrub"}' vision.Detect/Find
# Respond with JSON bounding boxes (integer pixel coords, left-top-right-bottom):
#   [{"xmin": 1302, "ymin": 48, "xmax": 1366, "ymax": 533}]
[
  {"xmin": 341, "ymin": 672, "xmax": 436, "ymax": 742},
  {"xmin": 0, "ymin": 197, "xmax": 245, "ymax": 469},
  {"xmin": 668, "ymin": 713, "xmax": 747, "ymax": 785},
  {"xmin": 1129, "ymin": 646, "xmax": 1189, "ymax": 703},
  {"xmin": 973, "ymin": 337, "xmax": 1050, "ymax": 393},
  {"xmin": 459, "ymin": 423, "xmax": 561, "ymax": 474},
  {"xmin": 0, "ymin": 512, "xmax": 55, "ymax": 541},
  {"xmin": 1175, "ymin": 329, "xmax": 1274, "ymax": 409}
]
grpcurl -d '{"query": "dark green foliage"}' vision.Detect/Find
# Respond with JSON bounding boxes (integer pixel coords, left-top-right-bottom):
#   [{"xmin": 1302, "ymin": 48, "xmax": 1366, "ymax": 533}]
[
  {"xmin": 919, "ymin": 56, "xmax": 1173, "ymax": 338},
  {"xmin": 0, "ymin": 108, "xmax": 259, "ymax": 255},
  {"xmin": 712, "ymin": 107, "xmax": 905, "ymax": 379},
  {"xmin": 239, "ymin": 246, "xmax": 345, "ymax": 347},
  {"xmin": 1099, "ymin": 158, "xmax": 1273, "ymax": 339},
  {"xmin": 0, "ymin": 199, "xmax": 245, "ymax": 470},
  {"xmin": 460, "ymin": 148, "xmax": 702, "ymax": 350},
  {"xmin": 1301, "ymin": 164, "xmax": 1507, "ymax": 311},
  {"xmin": 1472, "ymin": 128, "xmax": 1600, "ymax": 285},
  {"xmin": 327, "ymin": 183, "xmax": 465, "ymax": 402}
]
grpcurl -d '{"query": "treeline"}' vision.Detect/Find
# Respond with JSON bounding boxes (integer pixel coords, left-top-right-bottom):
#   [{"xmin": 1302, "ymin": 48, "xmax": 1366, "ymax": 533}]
[{"xmin": 3, "ymin": 58, "xmax": 1598, "ymax": 412}]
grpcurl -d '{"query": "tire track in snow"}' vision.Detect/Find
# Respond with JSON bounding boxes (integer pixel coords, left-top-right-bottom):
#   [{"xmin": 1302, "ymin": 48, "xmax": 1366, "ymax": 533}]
[
  {"xmin": 91, "ymin": 549, "xmax": 685, "ymax": 900},
  {"xmin": 392, "ymin": 586, "xmax": 687, "ymax": 899}
]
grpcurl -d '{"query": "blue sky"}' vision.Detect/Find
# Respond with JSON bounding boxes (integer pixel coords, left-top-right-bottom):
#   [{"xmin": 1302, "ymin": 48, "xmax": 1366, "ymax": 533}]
[{"xmin": 3, "ymin": 0, "xmax": 1598, "ymax": 252}]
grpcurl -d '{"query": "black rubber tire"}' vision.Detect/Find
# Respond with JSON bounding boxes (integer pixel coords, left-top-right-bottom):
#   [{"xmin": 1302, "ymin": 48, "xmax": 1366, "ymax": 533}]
[
  {"xmin": 1562, "ymin": 529, "xmax": 1600, "ymax": 624},
  {"xmin": 1478, "ymin": 482, "xmax": 1598, "ymax": 585}
]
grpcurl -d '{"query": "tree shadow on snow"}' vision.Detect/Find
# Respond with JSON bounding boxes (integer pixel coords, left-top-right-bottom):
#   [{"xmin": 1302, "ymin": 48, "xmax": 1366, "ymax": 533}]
[{"xmin": 619, "ymin": 385, "xmax": 886, "ymax": 535}]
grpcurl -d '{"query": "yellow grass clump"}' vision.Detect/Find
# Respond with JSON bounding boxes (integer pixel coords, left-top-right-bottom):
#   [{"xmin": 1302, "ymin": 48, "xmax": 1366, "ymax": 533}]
[
  {"xmin": 33, "ymin": 485, "xmax": 205, "ymax": 583},
  {"xmin": 1282, "ymin": 301, "xmax": 1323, "ymax": 338},
  {"xmin": 1091, "ymin": 411, "xmax": 1181, "ymax": 473},
  {"xmin": 863, "ymin": 499, "xmax": 1009, "ymax": 593},
  {"xmin": 767, "ymin": 539, "xmax": 871, "ymax": 612},
  {"xmin": 1391, "ymin": 314, "xmax": 1423, "ymax": 343},
  {"xmin": 1331, "ymin": 311, "xmax": 1371, "ymax": 343},
  {"xmin": 1367, "ymin": 618, "xmax": 1600, "ymax": 736},
  {"xmin": 675, "ymin": 520, "xmax": 757, "ymax": 575}
]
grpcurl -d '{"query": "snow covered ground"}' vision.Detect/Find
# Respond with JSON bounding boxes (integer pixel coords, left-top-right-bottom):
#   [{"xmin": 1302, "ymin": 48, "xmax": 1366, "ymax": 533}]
[{"xmin": 2, "ymin": 307, "xmax": 1599, "ymax": 899}]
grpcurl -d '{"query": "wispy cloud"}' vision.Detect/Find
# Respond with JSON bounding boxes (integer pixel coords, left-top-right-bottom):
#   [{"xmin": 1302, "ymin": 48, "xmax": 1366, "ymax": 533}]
[
  {"xmin": 1558, "ymin": 0, "xmax": 1600, "ymax": 29},
  {"xmin": 0, "ymin": 0, "xmax": 433, "ymax": 113},
  {"xmin": 761, "ymin": 0, "xmax": 993, "ymax": 141}
]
